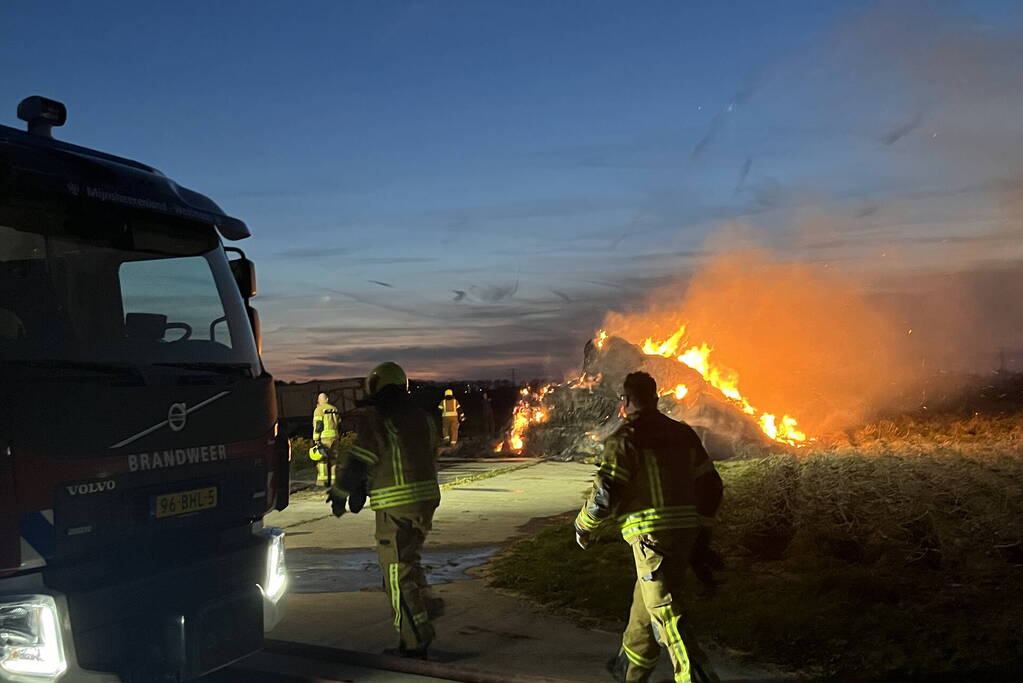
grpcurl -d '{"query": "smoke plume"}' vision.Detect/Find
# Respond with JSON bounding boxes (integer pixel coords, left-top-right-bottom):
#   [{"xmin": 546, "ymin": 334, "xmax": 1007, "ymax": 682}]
[{"xmin": 603, "ymin": 249, "xmax": 930, "ymax": 434}]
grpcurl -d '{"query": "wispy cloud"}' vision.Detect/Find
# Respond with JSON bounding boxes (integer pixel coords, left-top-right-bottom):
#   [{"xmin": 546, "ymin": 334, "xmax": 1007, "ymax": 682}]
[
  {"xmin": 254, "ymin": 0, "xmax": 1023, "ymax": 381},
  {"xmin": 276, "ymin": 246, "xmax": 354, "ymax": 259},
  {"xmin": 361, "ymin": 257, "xmax": 437, "ymax": 265}
]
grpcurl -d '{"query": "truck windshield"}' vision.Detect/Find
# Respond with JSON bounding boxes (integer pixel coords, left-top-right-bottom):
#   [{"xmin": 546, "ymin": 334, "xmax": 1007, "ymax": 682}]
[{"xmin": 0, "ymin": 213, "xmax": 261, "ymax": 380}]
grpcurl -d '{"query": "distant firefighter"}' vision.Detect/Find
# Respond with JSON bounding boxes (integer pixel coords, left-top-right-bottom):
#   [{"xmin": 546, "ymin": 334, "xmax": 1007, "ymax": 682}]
[
  {"xmin": 311, "ymin": 392, "xmax": 339, "ymax": 486},
  {"xmin": 575, "ymin": 371, "xmax": 723, "ymax": 683},
  {"xmin": 327, "ymin": 362, "xmax": 443, "ymax": 659},
  {"xmin": 438, "ymin": 388, "xmax": 463, "ymax": 445}
]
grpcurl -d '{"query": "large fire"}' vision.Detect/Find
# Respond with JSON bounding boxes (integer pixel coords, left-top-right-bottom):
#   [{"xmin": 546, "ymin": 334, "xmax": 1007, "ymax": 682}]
[
  {"xmin": 496, "ymin": 323, "xmax": 810, "ymax": 453},
  {"xmin": 630, "ymin": 324, "xmax": 808, "ymax": 446}
]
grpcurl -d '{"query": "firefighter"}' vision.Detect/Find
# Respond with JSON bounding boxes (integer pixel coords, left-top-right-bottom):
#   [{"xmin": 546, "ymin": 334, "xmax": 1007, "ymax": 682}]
[
  {"xmin": 327, "ymin": 362, "xmax": 442, "ymax": 659},
  {"xmin": 437, "ymin": 388, "xmax": 463, "ymax": 445},
  {"xmin": 312, "ymin": 392, "xmax": 339, "ymax": 485},
  {"xmin": 575, "ymin": 372, "xmax": 723, "ymax": 683}
]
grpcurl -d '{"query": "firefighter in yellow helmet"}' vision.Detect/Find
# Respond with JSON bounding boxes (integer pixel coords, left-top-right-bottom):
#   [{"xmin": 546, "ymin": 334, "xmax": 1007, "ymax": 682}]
[
  {"xmin": 437, "ymin": 388, "xmax": 463, "ymax": 446},
  {"xmin": 575, "ymin": 372, "xmax": 723, "ymax": 683},
  {"xmin": 326, "ymin": 362, "xmax": 443, "ymax": 658},
  {"xmin": 312, "ymin": 392, "xmax": 339, "ymax": 485}
]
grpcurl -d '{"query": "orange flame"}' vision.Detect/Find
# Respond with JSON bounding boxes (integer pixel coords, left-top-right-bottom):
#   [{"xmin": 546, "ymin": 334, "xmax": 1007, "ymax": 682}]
[
  {"xmin": 569, "ymin": 372, "xmax": 602, "ymax": 391},
  {"xmin": 498, "ymin": 384, "xmax": 554, "ymax": 453},
  {"xmin": 638, "ymin": 325, "xmax": 808, "ymax": 446}
]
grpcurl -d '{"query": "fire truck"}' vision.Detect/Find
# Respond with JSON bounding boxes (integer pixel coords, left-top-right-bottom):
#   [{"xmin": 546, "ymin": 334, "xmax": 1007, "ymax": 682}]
[{"xmin": 0, "ymin": 97, "xmax": 290, "ymax": 682}]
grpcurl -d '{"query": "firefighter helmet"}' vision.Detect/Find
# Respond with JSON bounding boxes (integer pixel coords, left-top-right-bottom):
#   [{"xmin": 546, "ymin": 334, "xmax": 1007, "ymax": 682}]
[
  {"xmin": 309, "ymin": 443, "xmax": 329, "ymax": 461},
  {"xmin": 444, "ymin": 388, "xmax": 454, "ymax": 397},
  {"xmin": 366, "ymin": 361, "xmax": 408, "ymax": 395}
]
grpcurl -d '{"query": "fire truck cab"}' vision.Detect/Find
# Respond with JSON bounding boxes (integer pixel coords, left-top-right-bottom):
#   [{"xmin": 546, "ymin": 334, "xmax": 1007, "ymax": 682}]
[{"xmin": 0, "ymin": 97, "xmax": 289, "ymax": 682}]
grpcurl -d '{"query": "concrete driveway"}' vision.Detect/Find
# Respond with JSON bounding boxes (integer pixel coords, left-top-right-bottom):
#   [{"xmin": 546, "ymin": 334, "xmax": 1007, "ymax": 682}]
[{"xmin": 265, "ymin": 461, "xmax": 781, "ymax": 682}]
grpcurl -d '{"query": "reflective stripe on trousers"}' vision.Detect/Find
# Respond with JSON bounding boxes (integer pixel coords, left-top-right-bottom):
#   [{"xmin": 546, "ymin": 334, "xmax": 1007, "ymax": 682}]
[
  {"xmin": 376, "ymin": 508, "xmax": 437, "ymax": 650},
  {"xmin": 624, "ymin": 532, "xmax": 720, "ymax": 683},
  {"xmin": 389, "ymin": 563, "xmax": 402, "ymax": 628}
]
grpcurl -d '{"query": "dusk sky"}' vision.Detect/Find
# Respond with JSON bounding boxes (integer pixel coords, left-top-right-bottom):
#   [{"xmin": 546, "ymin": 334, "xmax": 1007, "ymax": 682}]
[{"xmin": 4, "ymin": 1, "xmax": 1022, "ymax": 381}]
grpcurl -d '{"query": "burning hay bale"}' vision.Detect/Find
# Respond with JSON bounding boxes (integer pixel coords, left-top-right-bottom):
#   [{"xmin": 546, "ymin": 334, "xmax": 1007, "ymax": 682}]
[{"xmin": 502, "ymin": 334, "xmax": 791, "ymax": 461}]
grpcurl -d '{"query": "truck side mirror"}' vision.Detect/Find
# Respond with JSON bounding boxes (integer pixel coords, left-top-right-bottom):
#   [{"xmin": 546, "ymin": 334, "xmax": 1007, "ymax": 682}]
[{"xmin": 229, "ymin": 257, "xmax": 257, "ymax": 299}]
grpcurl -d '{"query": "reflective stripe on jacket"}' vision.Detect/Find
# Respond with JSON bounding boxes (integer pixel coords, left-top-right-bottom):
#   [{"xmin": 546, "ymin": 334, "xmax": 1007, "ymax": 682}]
[
  {"xmin": 338, "ymin": 393, "xmax": 441, "ymax": 511},
  {"xmin": 439, "ymin": 397, "xmax": 460, "ymax": 417},
  {"xmin": 575, "ymin": 409, "xmax": 721, "ymax": 540},
  {"xmin": 313, "ymin": 403, "xmax": 340, "ymax": 440}
]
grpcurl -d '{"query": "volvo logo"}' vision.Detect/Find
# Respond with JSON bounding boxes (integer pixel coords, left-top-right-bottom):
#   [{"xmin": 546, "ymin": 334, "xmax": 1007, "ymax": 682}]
[
  {"xmin": 66, "ymin": 480, "xmax": 116, "ymax": 496},
  {"xmin": 168, "ymin": 403, "xmax": 188, "ymax": 432},
  {"xmin": 109, "ymin": 391, "xmax": 231, "ymax": 449}
]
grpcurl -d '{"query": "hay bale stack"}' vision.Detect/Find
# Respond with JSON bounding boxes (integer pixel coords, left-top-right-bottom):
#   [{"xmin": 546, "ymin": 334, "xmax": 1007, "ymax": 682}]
[{"xmin": 522, "ymin": 335, "xmax": 783, "ymax": 461}]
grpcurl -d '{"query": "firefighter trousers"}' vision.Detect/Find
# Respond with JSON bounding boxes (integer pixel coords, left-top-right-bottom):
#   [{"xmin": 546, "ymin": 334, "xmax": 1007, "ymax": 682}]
[
  {"xmin": 375, "ymin": 503, "xmax": 438, "ymax": 650},
  {"xmin": 442, "ymin": 416, "xmax": 460, "ymax": 445},
  {"xmin": 315, "ymin": 438, "xmax": 336, "ymax": 485},
  {"xmin": 616, "ymin": 530, "xmax": 719, "ymax": 683}
]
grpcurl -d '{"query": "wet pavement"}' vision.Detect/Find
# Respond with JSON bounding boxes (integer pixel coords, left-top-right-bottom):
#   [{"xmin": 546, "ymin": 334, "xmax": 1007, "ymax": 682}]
[{"xmin": 287, "ymin": 546, "xmax": 499, "ymax": 593}]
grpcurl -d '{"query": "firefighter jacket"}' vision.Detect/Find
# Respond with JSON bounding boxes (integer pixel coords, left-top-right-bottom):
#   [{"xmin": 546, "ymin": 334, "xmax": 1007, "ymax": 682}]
[
  {"xmin": 313, "ymin": 402, "xmax": 339, "ymax": 441},
  {"xmin": 337, "ymin": 388, "xmax": 441, "ymax": 511},
  {"xmin": 575, "ymin": 409, "xmax": 722, "ymax": 541},
  {"xmin": 438, "ymin": 397, "xmax": 462, "ymax": 420}
]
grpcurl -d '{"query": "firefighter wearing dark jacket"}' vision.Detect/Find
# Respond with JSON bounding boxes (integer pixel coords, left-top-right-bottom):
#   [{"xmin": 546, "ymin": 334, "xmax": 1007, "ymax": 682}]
[
  {"xmin": 326, "ymin": 362, "xmax": 442, "ymax": 659},
  {"xmin": 575, "ymin": 371, "xmax": 723, "ymax": 683}
]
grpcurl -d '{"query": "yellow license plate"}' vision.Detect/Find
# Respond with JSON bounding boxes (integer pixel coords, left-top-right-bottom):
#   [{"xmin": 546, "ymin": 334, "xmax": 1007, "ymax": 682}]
[{"xmin": 153, "ymin": 487, "xmax": 218, "ymax": 518}]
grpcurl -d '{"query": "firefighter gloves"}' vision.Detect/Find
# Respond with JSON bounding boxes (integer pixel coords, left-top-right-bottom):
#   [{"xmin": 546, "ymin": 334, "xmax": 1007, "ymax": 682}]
[
  {"xmin": 349, "ymin": 489, "xmax": 367, "ymax": 514},
  {"xmin": 326, "ymin": 488, "xmax": 348, "ymax": 517}
]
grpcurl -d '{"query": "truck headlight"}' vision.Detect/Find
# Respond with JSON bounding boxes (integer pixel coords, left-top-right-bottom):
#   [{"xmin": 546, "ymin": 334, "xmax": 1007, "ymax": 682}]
[
  {"xmin": 0, "ymin": 595, "xmax": 67, "ymax": 680},
  {"xmin": 260, "ymin": 527, "xmax": 287, "ymax": 603}
]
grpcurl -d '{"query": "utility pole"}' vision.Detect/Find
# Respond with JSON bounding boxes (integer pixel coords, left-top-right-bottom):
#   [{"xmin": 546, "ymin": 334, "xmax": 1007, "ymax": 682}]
[{"xmin": 511, "ymin": 368, "xmax": 517, "ymax": 386}]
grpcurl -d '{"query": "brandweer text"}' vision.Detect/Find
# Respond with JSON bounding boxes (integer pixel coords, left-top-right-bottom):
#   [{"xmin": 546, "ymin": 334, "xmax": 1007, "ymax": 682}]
[{"xmin": 128, "ymin": 444, "xmax": 228, "ymax": 472}]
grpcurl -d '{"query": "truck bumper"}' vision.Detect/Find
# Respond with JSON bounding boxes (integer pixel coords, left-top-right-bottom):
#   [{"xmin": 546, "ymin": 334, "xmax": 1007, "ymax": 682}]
[{"xmin": 1, "ymin": 527, "xmax": 286, "ymax": 683}]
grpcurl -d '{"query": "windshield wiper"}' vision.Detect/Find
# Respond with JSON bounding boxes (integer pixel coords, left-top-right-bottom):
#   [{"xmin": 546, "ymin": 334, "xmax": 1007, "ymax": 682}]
[{"xmin": 151, "ymin": 361, "xmax": 255, "ymax": 377}]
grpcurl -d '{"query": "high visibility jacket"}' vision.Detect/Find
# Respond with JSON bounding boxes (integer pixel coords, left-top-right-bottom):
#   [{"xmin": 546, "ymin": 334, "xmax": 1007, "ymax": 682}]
[
  {"xmin": 313, "ymin": 402, "xmax": 339, "ymax": 440},
  {"xmin": 438, "ymin": 397, "xmax": 461, "ymax": 418},
  {"xmin": 338, "ymin": 395, "xmax": 441, "ymax": 511},
  {"xmin": 575, "ymin": 409, "xmax": 721, "ymax": 541}
]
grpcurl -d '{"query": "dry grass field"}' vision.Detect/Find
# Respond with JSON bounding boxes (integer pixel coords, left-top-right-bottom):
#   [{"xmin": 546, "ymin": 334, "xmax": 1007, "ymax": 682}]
[{"xmin": 490, "ymin": 393, "xmax": 1023, "ymax": 680}]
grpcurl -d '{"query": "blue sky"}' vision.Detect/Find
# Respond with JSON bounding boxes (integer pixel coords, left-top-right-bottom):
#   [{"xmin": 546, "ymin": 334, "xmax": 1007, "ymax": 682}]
[{"xmin": 3, "ymin": 1, "xmax": 1023, "ymax": 380}]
